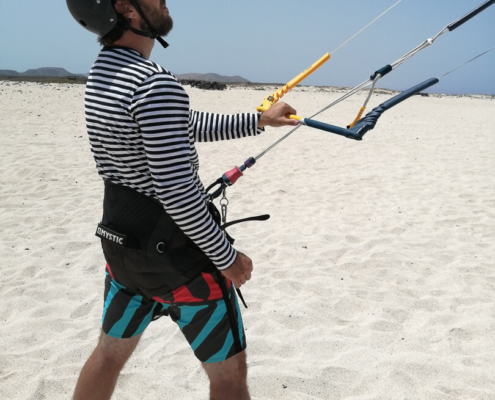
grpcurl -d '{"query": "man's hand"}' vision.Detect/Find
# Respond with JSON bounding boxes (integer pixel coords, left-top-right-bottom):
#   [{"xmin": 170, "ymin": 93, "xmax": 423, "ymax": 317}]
[
  {"xmin": 221, "ymin": 251, "xmax": 253, "ymax": 289},
  {"xmin": 258, "ymin": 102, "xmax": 299, "ymax": 128}
]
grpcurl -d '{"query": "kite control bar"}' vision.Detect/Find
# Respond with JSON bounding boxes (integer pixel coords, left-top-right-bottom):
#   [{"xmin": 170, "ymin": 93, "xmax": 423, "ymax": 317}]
[
  {"xmin": 257, "ymin": 53, "xmax": 330, "ymax": 114},
  {"xmin": 293, "ymin": 78, "xmax": 440, "ymax": 140},
  {"xmin": 207, "ymin": 79, "xmax": 440, "ymax": 198},
  {"xmin": 207, "ymin": 77, "xmax": 439, "ymax": 200}
]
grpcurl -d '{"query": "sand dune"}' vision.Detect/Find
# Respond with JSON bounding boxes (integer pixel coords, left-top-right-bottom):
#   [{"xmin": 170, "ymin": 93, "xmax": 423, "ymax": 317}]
[{"xmin": 1, "ymin": 81, "xmax": 494, "ymax": 399}]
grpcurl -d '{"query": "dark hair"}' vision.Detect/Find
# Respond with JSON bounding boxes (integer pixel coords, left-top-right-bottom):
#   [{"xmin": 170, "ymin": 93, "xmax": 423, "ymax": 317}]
[{"xmin": 97, "ymin": 1, "xmax": 130, "ymax": 46}]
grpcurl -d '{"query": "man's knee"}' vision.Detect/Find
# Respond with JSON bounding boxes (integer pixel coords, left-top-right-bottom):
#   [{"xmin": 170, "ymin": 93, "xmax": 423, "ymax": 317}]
[
  {"xmin": 94, "ymin": 331, "xmax": 141, "ymax": 367},
  {"xmin": 203, "ymin": 351, "xmax": 248, "ymax": 387}
]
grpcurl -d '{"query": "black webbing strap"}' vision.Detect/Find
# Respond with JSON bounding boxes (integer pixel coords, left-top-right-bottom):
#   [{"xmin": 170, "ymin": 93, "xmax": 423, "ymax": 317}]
[
  {"xmin": 216, "ymin": 271, "xmax": 244, "ymax": 353},
  {"xmin": 220, "ymin": 215, "xmax": 270, "ymax": 230}
]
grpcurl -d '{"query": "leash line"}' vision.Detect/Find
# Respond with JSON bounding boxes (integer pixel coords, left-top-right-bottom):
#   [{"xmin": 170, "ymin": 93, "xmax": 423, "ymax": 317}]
[
  {"xmin": 330, "ymin": 0, "xmax": 404, "ymax": 55},
  {"xmin": 439, "ymin": 45, "xmax": 495, "ymax": 78}
]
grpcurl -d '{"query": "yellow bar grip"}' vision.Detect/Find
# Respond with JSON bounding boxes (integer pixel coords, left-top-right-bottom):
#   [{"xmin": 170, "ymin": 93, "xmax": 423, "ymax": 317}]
[
  {"xmin": 288, "ymin": 115, "xmax": 303, "ymax": 121},
  {"xmin": 348, "ymin": 106, "xmax": 366, "ymax": 128},
  {"xmin": 257, "ymin": 53, "xmax": 331, "ymax": 113}
]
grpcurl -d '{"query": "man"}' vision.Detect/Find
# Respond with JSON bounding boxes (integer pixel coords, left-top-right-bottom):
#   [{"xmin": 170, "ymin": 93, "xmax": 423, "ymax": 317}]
[{"xmin": 67, "ymin": 1, "xmax": 297, "ymax": 399}]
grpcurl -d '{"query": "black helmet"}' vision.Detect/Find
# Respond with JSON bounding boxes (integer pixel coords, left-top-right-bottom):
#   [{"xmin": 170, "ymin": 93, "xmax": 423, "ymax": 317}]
[
  {"xmin": 66, "ymin": 0, "xmax": 118, "ymax": 37},
  {"xmin": 66, "ymin": 0, "xmax": 169, "ymax": 48}
]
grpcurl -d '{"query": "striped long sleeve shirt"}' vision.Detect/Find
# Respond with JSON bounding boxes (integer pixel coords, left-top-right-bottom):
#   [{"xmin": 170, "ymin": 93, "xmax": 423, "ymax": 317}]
[{"xmin": 85, "ymin": 46, "xmax": 263, "ymax": 270}]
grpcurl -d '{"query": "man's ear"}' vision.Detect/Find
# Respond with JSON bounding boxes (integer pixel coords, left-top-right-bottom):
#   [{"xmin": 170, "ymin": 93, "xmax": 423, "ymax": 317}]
[{"xmin": 114, "ymin": 0, "xmax": 136, "ymax": 20}]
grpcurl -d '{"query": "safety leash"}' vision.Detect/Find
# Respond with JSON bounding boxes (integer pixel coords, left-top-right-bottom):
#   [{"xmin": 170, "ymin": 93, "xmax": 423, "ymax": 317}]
[{"xmin": 210, "ymin": 192, "xmax": 270, "ymax": 308}]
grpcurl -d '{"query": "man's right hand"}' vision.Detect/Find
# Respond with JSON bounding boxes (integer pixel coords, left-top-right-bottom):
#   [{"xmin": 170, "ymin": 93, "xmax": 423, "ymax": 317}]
[
  {"xmin": 221, "ymin": 251, "xmax": 253, "ymax": 289},
  {"xmin": 258, "ymin": 101, "xmax": 299, "ymax": 128}
]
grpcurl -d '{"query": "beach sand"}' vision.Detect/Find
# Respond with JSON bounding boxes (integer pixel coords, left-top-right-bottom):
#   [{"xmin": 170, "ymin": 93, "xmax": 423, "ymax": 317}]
[{"xmin": 1, "ymin": 81, "xmax": 494, "ymax": 399}]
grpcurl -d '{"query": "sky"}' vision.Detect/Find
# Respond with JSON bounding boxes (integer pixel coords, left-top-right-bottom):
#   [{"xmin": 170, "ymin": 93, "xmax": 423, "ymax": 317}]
[{"xmin": 1, "ymin": 0, "xmax": 494, "ymax": 95}]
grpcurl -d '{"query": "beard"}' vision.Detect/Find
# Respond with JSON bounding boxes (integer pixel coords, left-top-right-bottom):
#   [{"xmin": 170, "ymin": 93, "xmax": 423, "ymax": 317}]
[{"xmin": 139, "ymin": 1, "xmax": 174, "ymax": 37}]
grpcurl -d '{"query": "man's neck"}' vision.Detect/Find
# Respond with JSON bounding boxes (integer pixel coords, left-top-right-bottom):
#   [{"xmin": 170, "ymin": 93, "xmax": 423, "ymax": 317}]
[{"xmin": 113, "ymin": 30, "xmax": 155, "ymax": 59}]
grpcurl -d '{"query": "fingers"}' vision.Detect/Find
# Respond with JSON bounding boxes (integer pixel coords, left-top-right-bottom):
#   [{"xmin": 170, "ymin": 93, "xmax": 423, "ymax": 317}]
[
  {"xmin": 232, "ymin": 275, "xmax": 247, "ymax": 289},
  {"xmin": 237, "ymin": 253, "xmax": 252, "ymax": 288},
  {"xmin": 222, "ymin": 251, "xmax": 253, "ymax": 289},
  {"xmin": 282, "ymin": 103, "xmax": 297, "ymax": 116},
  {"xmin": 282, "ymin": 116, "xmax": 299, "ymax": 127},
  {"xmin": 245, "ymin": 268, "xmax": 252, "ymax": 282},
  {"xmin": 260, "ymin": 102, "xmax": 299, "ymax": 127},
  {"xmin": 237, "ymin": 276, "xmax": 247, "ymax": 289},
  {"xmin": 271, "ymin": 101, "xmax": 296, "ymax": 115}
]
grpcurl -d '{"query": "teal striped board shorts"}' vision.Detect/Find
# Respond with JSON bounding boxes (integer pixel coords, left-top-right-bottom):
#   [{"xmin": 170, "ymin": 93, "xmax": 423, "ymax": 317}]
[{"xmin": 102, "ymin": 265, "xmax": 246, "ymax": 363}]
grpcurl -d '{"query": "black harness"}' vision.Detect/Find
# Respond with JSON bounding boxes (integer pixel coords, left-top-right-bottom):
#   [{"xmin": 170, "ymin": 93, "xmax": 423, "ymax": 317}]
[{"xmin": 96, "ymin": 180, "xmax": 269, "ymax": 306}]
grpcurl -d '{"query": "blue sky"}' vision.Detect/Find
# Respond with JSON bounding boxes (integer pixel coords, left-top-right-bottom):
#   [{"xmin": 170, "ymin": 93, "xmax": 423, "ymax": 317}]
[{"xmin": 1, "ymin": 0, "xmax": 494, "ymax": 94}]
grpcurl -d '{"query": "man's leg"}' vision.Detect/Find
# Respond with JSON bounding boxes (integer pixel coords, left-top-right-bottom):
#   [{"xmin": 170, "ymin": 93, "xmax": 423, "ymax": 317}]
[
  {"xmin": 202, "ymin": 351, "xmax": 250, "ymax": 400},
  {"xmin": 73, "ymin": 331, "xmax": 141, "ymax": 400}
]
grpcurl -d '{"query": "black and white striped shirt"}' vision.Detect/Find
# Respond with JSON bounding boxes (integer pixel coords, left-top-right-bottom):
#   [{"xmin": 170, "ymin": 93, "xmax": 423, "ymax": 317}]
[{"xmin": 85, "ymin": 46, "xmax": 262, "ymax": 270}]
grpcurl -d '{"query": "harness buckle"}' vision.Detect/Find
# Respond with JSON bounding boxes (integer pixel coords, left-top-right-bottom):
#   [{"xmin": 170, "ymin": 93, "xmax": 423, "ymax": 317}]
[{"xmin": 220, "ymin": 189, "xmax": 229, "ymax": 225}]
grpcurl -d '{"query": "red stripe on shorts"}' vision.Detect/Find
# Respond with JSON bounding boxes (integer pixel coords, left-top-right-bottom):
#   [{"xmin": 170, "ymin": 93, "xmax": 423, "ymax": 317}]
[
  {"xmin": 106, "ymin": 263, "xmax": 115, "ymax": 279},
  {"xmin": 152, "ymin": 296, "xmax": 172, "ymax": 304},
  {"xmin": 202, "ymin": 272, "xmax": 223, "ymax": 300},
  {"xmin": 173, "ymin": 285, "xmax": 203, "ymax": 303}
]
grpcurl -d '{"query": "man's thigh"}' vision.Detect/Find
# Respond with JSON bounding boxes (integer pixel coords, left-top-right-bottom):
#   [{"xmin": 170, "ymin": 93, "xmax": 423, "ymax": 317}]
[
  {"xmin": 102, "ymin": 269, "xmax": 163, "ymax": 339},
  {"xmin": 96, "ymin": 331, "xmax": 142, "ymax": 363},
  {"xmin": 202, "ymin": 350, "xmax": 247, "ymax": 380}
]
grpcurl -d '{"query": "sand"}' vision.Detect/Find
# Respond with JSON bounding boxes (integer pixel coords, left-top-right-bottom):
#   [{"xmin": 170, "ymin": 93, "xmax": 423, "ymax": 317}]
[{"xmin": 1, "ymin": 80, "xmax": 494, "ymax": 399}]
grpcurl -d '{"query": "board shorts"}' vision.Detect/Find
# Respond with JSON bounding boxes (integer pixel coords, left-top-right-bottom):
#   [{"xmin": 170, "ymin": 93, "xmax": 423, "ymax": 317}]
[
  {"xmin": 96, "ymin": 180, "xmax": 247, "ymax": 363},
  {"xmin": 102, "ymin": 261, "xmax": 246, "ymax": 364}
]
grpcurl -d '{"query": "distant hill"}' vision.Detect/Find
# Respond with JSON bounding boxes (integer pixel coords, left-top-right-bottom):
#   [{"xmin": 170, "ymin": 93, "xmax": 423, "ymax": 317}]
[
  {"xmin": 176, "ymin": 73, "xmax": 250, "ymax": 83},
  {"xmin": 0, "ymin": 69, "xmax": 20, "ymax": 76},
  {"xmin": 0, "ymin": 68, "xmax": 247, "ymax": 82},
  {"xmin": 0, "ymin": 67, "xmax": 83, "ymax": 77}
]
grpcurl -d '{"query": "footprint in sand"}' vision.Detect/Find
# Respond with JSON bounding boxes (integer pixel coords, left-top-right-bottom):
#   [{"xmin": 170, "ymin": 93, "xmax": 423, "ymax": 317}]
[
  {"xmin": 70, "ymin": 302, "xmax": 94, "ymax": 319},
  {"xmin": 345, "ymin": 235, "xmax": 362, "ymax": 243},
  {"xmin": 370, "ymin": 320, "xmax": 403, "ymax": 332},
  {"xmin": 448, "ymin": 328, "xmax": 474, "ymax": 341},
  {"xmin": 383, "ymin": 307, "xmax": 411, "ymax": 323}
]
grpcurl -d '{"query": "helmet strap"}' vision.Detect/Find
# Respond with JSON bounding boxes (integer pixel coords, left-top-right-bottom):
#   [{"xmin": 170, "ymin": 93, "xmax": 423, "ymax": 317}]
[
  {"xmin": 122, "ymin": 21, "xmax": 169, "ymax": 48},
  {"xmin": 127, "ymin": 0, "xmax": 169, "ymax": 49}
]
